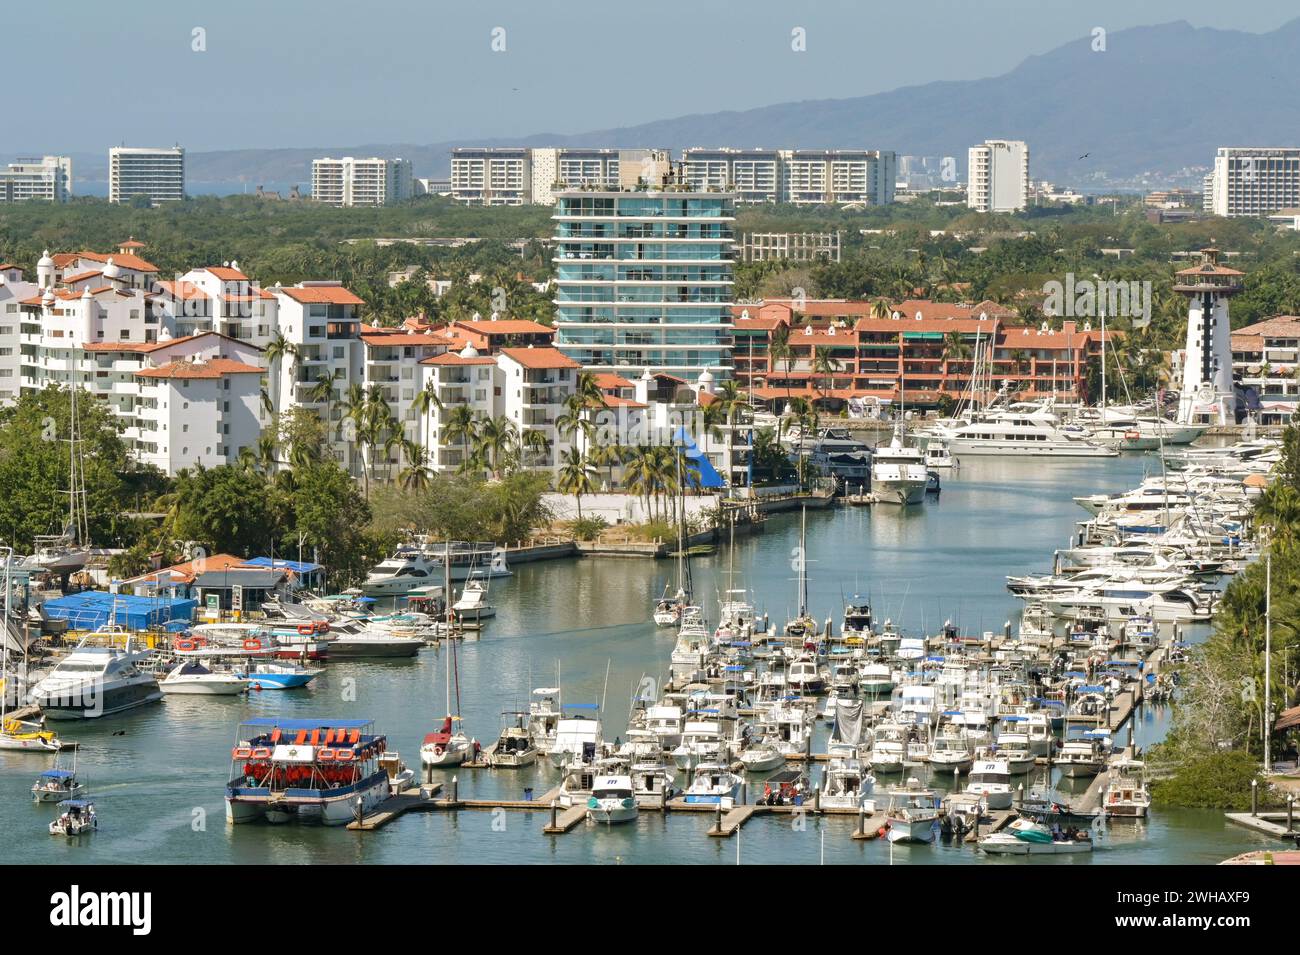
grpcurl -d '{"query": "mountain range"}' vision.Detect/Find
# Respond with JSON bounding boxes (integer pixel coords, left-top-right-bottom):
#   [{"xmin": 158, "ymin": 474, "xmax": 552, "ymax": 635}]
[{"xmin": 13, "ymin": 18, "xmax": 1300, "ymax": 191}]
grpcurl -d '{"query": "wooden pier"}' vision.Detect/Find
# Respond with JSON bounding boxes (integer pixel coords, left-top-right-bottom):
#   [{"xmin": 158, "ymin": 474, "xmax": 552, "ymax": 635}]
[
  {"xmin": 346, "ymin": 783, "xmax": 442, "ymax": 831},
  {"xmin": 1225, "ymin": 811, "xmax": 1299, "ymax": 841}
]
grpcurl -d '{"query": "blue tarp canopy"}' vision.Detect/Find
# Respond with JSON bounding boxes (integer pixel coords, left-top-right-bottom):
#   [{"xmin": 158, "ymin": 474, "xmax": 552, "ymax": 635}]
[
  {"xmin": 241, "ymin": 557, "xmax": 323, "ymax": 575},
  {"xmin": 43, "ymin": 591, "xmax": 197, "ymax": 631},
  {"xmin": 39, "ymin": 769, "xmax": 74, "ymax": 779},
  {"xmin": 672, "ymin": 427, "xmax": 726, "ymax": 488}
]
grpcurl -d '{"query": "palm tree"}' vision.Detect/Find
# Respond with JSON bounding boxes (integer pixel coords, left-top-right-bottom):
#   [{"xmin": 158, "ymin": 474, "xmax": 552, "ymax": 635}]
[
  {"xmin": 811, "ymin": 345, "xmax": 843, "ymax": 403},
  {"xmin": 556, "ymin": 447, "xmax": 599, "ymax": 521},
  {"xmin": 870, "ymin": 298, "xmax": 892, "ymax": 321},
  {"xmin": 520, "ymin": 428, "xmax": 552, "ymax": 469},
  {"xmin": 768, "ymin": 322, "xmax": 794, "ymax": 412},
  {"xmin": 254, "ymin": 431, "xmax": 278, "ymax": 474},
  {"xmin": 412, "ymin": 379, "xmax": 443, "ymax": 452},
  {"xmin": 443, "ymin": 405, "xmax": 479, "ymax": 474},
  {"xmin": 475, "ymin": 415, "xmax": 518, "ymax": 479},
  {"xmin": 264, "ymin": 330, "xmax": 299, "ymax": 414},
  {"xmin": 398, "ymin": 444, "xmax": 432, "ymax": 491}
]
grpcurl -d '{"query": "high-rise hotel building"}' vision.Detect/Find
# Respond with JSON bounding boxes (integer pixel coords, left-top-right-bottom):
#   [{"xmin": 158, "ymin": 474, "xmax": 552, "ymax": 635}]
[
  {"xmin": 0, "ymin": 156, "xmax": 73, "ymax": 202},
  {"xmin": 109, "ymin": 146, "xmax": 185, "ymax": 205},
  {"xmin": 967, "ymin": 140, "xmax": 1029, "ymax": 213},
  {"xmin": 551, "ymin": 182, "xmax": 734, "ymax": 380},
  {"xmin": 1206, "ymin": 147, "xmax": 1300, "ymax": 217}
]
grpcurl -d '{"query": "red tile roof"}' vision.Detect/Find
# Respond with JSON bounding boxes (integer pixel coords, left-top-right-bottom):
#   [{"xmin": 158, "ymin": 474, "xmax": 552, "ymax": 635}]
[
  {"xmin": 498, "ymin": 346, "xmax": 581, "ymax": 369},
  {"xmin": 75, "ymin": 251, "xmax": 160, "ymax": 272},
  {"xmin": 155, "ymin": 279, "xmax": 208, "ymax": 301},
  {"xmin": 420, "ymin": 352, "xmax": 497, "ymax": 366},
  {"xmin": 593, "ymin": 372, "xmax": 636, "ymax": 391},
  {"xmin": 136, "ymin": 357, "xmax": 264, "ymax": 380},
  {"xmin": 201, "ymin": 266, "xmax": 250, "ymax": 281},
  {"xmin": 452, "ymin": 319, "xmax": 554, "ymax": 336},
  {"xmin": 361, "ymin": 332, "xmax": 447, "ymax": 347},
  {"xmin": 278, "ymin": 285, "xmax": 365, "ymax": 305}
]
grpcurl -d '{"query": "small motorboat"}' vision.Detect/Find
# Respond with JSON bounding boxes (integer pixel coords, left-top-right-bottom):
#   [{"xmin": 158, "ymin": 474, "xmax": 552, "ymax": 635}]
[
  {"xmin": 49, "ymin": 799, "xmax": 97, "ymax": 836},
  {"xmin": 587, "ymin": 774, "xmax": 639, "ymax": 825},
  {"xmin": 160, "ymin": 660, "xmax": 249, "ymax": 696},
  {"xmin": 378, "ymin": 751, "xmax": 415, "ymax": 795},
  {"xmin": 979, "ymin": 818, "xmax": 1094, "ymax": 855},
  {"xmin": 737, "ymin": 735, "xmax": 787, "ymax": 773},
  {"xmin": 32, "ymin": 750, "xmax": 84, "ymax": 803},
  {"xmin": 239, "ymin": 662, "xmax": 321, "ymax": 690},
  {"xmin": 486, "ymin": 714, "xmax": 538, "ymax": 768}
]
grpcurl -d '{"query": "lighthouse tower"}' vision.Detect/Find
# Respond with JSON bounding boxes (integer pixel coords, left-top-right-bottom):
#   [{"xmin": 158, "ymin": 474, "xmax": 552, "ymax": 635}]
[{"xmin": 1174, "ymin": 248, "xmax": 1243, "ymax": 425}]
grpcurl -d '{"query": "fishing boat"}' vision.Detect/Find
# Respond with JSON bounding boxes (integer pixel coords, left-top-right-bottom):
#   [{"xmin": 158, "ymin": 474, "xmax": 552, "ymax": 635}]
[
  {"xmin": 928, "ymin": 724, "xmax": 975, "ymax": 775},
  {"xmin": 1057, "ymin": 729, "xmax": 1112, "ymax": 778},
  {"xmin": 238, "ymin": 662, "xmax": 321, "ymax": 690},
  {"xmin": 486, "ymin": 712, "xmax": 538, "ymax": 768},
  {"xmin": 859, "ymin": 661, "xmax": 895, "ymax": 696},
  {"xmin": 32, "ymin": 749, "xmax": 84, "ymax": 803},
  {"xmin": 964, "ymin": 758, "xmax": 1014, "ymax": 810},
  {"xmin": 1103, "ymin": 758, "xmax": 1151, "ymax": 819},
  {"xmin": 736, "ymin": 732, "xmax": 787, "ymax": 772},
  {"xmin": 29, "ymin": 637, "xmax": 162, "ymax": 720},
  {"xmin": 452, "ymin": 577, "xmax": 496, "ymax": 622},
  {"xmin": 586, "ymin": 774, "xmax": 639, "ymax": 825},
  {"xmin": 819, "ymin": 741, "xmax": 876, "ymax": 811},
  {"xmin": 159, "ymin": 660, "xmax": 249, "ymax": 696},
  {"xmin": 882, "ymin": 778, "xmax": 939, "ymax": 843},
  {"xmin": 979, "ymin": 817, "xmax": 1094, "ymax": 855},
  {"xmin": 377, "ymin": 750, "xmax": 415, "ymax": 795},
  {"xmin": 682, "ymin": 760, "xmax": 744, "ymax": 808},
  {"xmin": 48, "ymin": 798, "xmax": 97, "ymax": 836},
  {"xmin": 225, "ymin": 717, "xmax": 392, "ymax": 825},
  {"xmin": 528, "ymin": 686, "xmax": 562, "ymax": 755},
  {"xmin": 841, "ymin": 599, "xmax": 874, "ymax": 640},
  {"xmin": 548, "ymin": 707, "xmax": 603, "ymax": 770}
]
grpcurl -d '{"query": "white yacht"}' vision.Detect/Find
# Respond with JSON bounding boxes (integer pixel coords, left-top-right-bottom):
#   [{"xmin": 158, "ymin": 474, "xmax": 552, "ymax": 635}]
[
  {"xmin": 870, "ymin": 424, "xmax": 929, "ymax": 505},
  {"xmin": 927, "ymin": 725, "xmax": 975, "ymax": 775},
  {"xmin": 682, "ymin": 760, "xmax": 744, "ymax": 808},
  {"xmin": 819, "ymin": 741, "xmax": 876, "ymax": 811},
  {"xmin": 31, "ymin": 639, "xmax": 163, "ymax": 719},
  {"xmin": 360, "ymin": 546, "xmax": 442, "ymax": 595},
  {"xmin": 882, "ymin": 779, "xmax": 939, "ymax": 843},
  {"xmin": 927, "ymin": 401, "xmax": 1118, "ymax": 458},
  {"xmin": 528, "ymin": 687, "xmax": 562, "ymax": 755},
  {"xmin": 159, "ymin": 660, "xmax": 249, "ymax": 696},
  {"xmin": 964, "ymin": 759, "xmax": 1014, "ymax": 810},
  {"xmin": 586, "ymin": 774, "xmax": 639, "ymax": 825},
  {"xmin": 1103, "ymin": 759, "xmax": 1151, "ymax": 818},
  {"xmin": 924, "ymin": 440, "xmax": 956, "ymax": 469},
  {"xmin": 1058, "ymin": 731, "xmax": 1112, "ymax": 778}
]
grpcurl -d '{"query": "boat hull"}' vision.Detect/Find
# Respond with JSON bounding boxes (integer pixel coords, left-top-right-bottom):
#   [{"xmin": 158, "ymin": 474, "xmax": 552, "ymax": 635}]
[
  {"xmin": 327, "ymin": 640, "xmax": 423, "ymax": 659},
  {"xmin": 225, "ymin": 773, "xmax": 389, "ymax": 826}
]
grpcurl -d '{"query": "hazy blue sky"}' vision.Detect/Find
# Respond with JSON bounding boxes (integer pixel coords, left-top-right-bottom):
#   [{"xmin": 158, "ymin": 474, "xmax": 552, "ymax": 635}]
[{"xmin": 12, "ymin": 0, "xmax": 1298, "ymax": 153}]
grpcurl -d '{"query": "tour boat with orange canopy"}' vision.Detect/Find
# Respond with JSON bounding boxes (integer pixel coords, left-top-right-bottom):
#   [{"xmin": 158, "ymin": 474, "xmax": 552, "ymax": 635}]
[{"xmin": 225, "ymin": 717, "xmax": 391, "ymax": 825}]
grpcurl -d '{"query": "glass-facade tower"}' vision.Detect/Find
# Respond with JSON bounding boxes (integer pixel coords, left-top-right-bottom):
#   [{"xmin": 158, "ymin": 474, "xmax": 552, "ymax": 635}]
[{"xmin": 552, "ymin": 189, "xmax": 734, "ymax": 379}]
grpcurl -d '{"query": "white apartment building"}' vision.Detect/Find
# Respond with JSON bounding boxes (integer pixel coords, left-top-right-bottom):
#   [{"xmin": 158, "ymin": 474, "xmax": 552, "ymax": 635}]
[
  {"xmin": 109, "ymin": 147, "xmax": 185, "ymax": 205},
  {"xmin": 450, "ymin": 148, "xmax": 532, "ymax": 205},
  {"xmin": 683, "ymin": 148, "xmax": 895, "ymax": 205},
  {"xmin": 311, "ymin": 156, "xmax": 414, "ymax": 207},
  {"xmin": 1231, "ymin": 315, "xmax": 1300, "ymax": 424},
  {"xmin": 1206, "ymin": 147, "xmax": 1300, "ymax": 217},
  {"xmin": 0, "ymin": 156, "xmax": 72, "ymax": 202},
  {"xmin": 967, "ymin": 140, "xmax": 1029, "ymax": 213},
  {"xmin": 0, "ymin": 263, "xmax": 38, "ymax": 403}
]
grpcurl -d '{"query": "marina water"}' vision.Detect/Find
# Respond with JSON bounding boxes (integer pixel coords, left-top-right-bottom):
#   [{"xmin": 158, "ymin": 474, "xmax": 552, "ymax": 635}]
[{"xmin": 2, "ymin": 454, "xmax": 1278, "ymax": 864}]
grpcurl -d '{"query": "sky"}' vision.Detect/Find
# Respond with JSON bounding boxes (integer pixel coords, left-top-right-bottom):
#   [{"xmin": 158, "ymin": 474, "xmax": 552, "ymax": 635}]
[{"xmin": 9, "ymin": 0, "xmax": 1299, "ymax": 154}]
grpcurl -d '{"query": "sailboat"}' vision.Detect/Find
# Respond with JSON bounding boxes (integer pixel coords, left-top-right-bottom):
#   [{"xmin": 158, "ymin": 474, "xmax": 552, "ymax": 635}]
[
  {"xmin": 420, "ymin": 639, "xmax": 472, "ymax": 768},
  {"xmin": 26, "ymin": 385, "xmax": 91, "ymax": 575},
  {"xmin": 654, "ymin": 457, "xmax": 693, "ymax": 627},
  {"xmin": 715, "ymin": 512, "xmax": 759, "ymax": 643},
  {"xmin": 782, "ymin": 507, "xmax": 818, "ymax": 641}
]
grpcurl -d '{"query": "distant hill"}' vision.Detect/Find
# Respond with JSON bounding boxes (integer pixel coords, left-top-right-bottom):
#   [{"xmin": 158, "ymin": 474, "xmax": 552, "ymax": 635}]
[{"xmin": 12, "ymin": 19, "xmax": 1300, "ymax": 191}]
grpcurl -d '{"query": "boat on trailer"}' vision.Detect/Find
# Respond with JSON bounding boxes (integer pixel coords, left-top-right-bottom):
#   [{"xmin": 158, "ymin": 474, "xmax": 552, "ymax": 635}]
[{"xmin": 225, "ymin": 717, "xmax": 391, "ymax": 826}]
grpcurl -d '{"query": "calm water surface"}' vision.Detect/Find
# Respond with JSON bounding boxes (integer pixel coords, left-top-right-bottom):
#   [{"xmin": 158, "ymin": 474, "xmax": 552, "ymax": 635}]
[{"xmin": 1, "ymin": 454, "xmax": 1277, "ymax": 864}]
